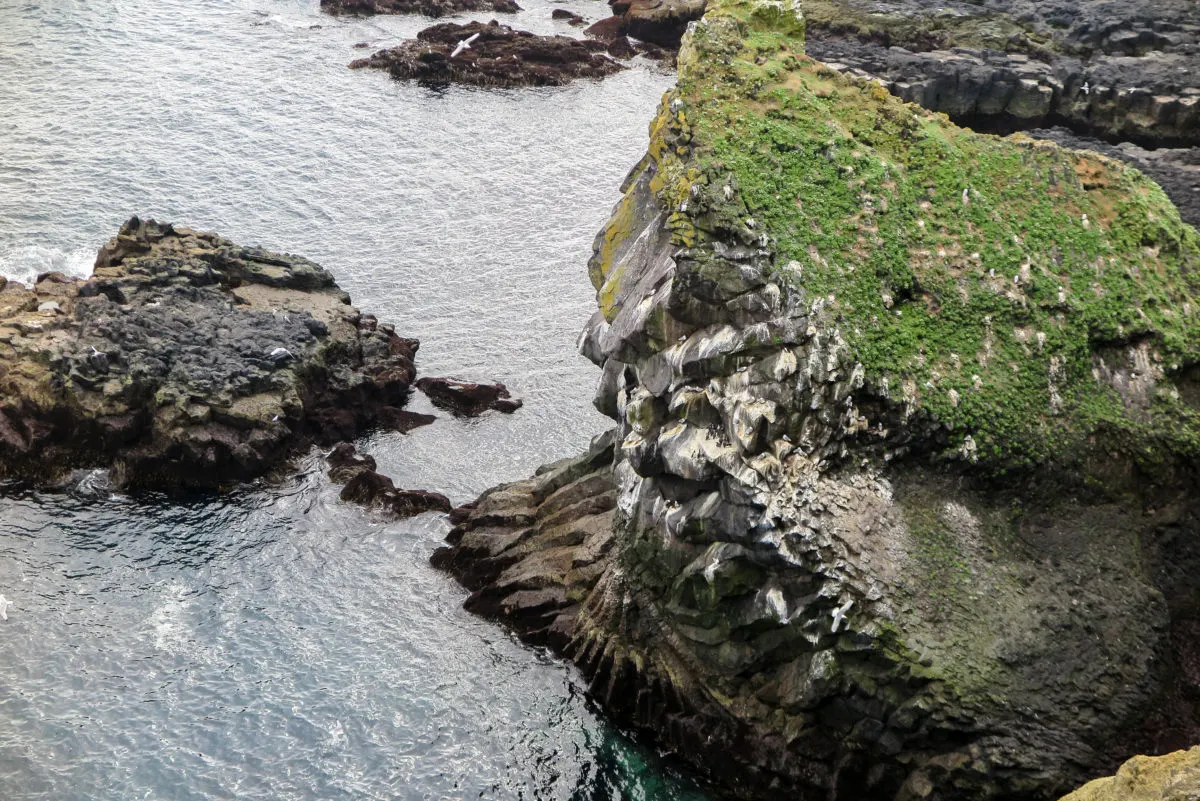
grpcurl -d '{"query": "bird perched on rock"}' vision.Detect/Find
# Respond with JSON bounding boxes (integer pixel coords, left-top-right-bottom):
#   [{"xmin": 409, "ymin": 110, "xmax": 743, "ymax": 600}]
[
  {"xmin": 451, "ymin": 32, "xmax": 480, "ymax": 59},
  {"xmin": 830, "ymin": 598, "xmax": 853, "ymax": 632}
]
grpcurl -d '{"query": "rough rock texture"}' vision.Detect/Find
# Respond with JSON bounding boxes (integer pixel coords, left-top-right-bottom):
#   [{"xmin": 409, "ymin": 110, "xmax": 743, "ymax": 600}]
[
  {"xmin": 435, "ymin": 1, "xmax": 1200, "ymax": 799},
  {"xmin": 321, "ymin": 0, "xmax": 520, "ymax": 19},
  {"xmin": 348, "ymin": 20, "xmax": 624, "ymax": 88},
  {"xmin": 0, "ymin": 217, "xmax": 428, "ymax": 488},
  {"xmin": 416, "ymin": 376, "xmax": 522, "ymax": 415},
  {"xmin": 802, "ymin": 0, "xmax": 1200, "ymax": 148},
  {"xmin": 586, "ymin": 0, "xmax": 707, "ymax": 49},
  {"xmin": 1058, "ymin": 747, "xmax": 1200, "ymax": 801},
  {"xmin": 327, "ymin": 442, "xmax": 452, "ymax": 518}
]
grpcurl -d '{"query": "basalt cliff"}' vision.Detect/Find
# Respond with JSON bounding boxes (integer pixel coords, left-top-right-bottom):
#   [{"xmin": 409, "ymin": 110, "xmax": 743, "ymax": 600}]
[{"xmin": 434, "ymin": 1, "xmax": 1200, "ymax": 798}]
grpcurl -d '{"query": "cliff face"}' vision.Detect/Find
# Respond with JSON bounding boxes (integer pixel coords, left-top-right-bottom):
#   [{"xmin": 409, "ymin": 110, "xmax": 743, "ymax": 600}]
[{"xmin": 436, "ymin": 2, "xmax": 1200, "ymax": 798}]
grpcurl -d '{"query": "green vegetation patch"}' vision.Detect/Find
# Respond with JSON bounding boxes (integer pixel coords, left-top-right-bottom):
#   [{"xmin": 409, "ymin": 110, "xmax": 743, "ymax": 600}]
[{"xmin": 668, "ymin": 2, "xmax": 1200, "ymax": 474}]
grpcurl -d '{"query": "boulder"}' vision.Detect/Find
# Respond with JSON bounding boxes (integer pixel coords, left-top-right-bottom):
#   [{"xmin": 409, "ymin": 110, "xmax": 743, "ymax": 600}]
[
  {"xmin": 348, "ymin": 20, "xmax": 624, "ymax": 88},
  {"xmin": 416, "ymin": 376, "xmax": 522, "ymax": 415},
  {"xmin": 0, "ymin": 217, "xmax": 424, "ymax": 488},
  {"xmin": 433, "ymin": 1, "xmax": 1200, "ymax": 798}
]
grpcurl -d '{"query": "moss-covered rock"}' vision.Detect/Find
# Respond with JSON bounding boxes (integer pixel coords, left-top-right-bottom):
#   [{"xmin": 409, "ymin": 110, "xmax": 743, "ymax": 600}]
[{"xmin": 436, "ymin": 1, "xmax": 1200, "ymax": 799}]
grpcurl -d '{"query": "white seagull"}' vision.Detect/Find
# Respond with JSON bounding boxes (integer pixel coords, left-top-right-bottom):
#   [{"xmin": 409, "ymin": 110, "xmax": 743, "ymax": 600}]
[
  {"xmin": 450, "ymin": 32, "xmax": 480, "ymax": 59},
  {"xmin": 830, "ymin": 598, "xmax": 853, "ymax": 633},
  {"xmin": 0, "ymin": 595, "xmax": 12, "ymax": 621}
]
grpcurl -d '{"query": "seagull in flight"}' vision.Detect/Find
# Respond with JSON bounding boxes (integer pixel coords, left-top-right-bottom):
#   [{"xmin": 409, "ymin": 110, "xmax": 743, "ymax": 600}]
[
  {"xmin": 451, "ymin": 32, "xmax": 480, "ymax": 59},
  {"xmin": 0, "ymin": 595, "xmax": 12, "ymax": 621}
]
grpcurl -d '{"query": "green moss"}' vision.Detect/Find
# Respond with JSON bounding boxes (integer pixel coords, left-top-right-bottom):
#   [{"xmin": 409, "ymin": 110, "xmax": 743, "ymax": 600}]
[{"xmin": 664, "ymin": 3, "xmax": 1200, "ymax": 476}]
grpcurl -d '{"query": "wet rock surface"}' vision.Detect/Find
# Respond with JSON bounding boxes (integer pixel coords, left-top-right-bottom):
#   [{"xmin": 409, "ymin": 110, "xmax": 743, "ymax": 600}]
[
  {"xmin": 321, "ymin": 0, "xmax": 520, "ymax": 19},
  {"xmin": 348, "ymin": 20, "xmax": 624, "ymax": 88},
  {"xmin": 433, "ymin": 2, "xmax": 1200, "ymax": 799},
  {"xmin": 0, "ymin": 217, "xmax": 425, "ymax": 488},
  {"xmin": 326, "ymin": 442, "xmax": 452, "ymax": 518},
  {"xmin": 415, "ymin": 376, "xmax": 522, "ymax": 415},
  {"xmin": 804, "ymin": 0, "xmax": 1200, "ymax": 148},
  {"xmin": 585, "ymin": 0, "xmax": 705, "ymax": 50}
]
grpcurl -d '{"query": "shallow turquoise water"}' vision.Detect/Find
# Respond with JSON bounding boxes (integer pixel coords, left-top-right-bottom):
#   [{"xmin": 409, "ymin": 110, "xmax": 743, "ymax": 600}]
[{"xmin": 0, "ymin": 1, "xmax": 709, "ymax": 798}]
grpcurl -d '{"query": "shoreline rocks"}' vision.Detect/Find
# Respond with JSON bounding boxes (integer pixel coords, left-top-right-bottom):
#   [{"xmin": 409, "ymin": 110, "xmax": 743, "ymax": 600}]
[
  {"xmin": 327, "ymin": 442, "xmax": 452, "ymax": 518},
  {"xmin": 0, "ymin": 217, "xmax": 428, "ymax": 489},
  {"xmin": 415, "ymin": 376, "xmax": 522, "ymax": 415},
  {"xmin": 348, "ymin": 20, "xmax": 625, "ymax": 88},
  {"xmin": 433, "ymin": 1, "xmax": 1200, "ymax": 798},
  {"xmin": 320, "ymin": 0, "xmax": 520, "ymax": 19}
]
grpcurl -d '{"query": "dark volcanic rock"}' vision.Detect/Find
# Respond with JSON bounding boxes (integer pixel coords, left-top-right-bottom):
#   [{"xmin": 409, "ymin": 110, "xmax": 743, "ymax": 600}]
[
  {"xmin": 804, "ymin": 0, "xmax": 1200, "ymax": 147},
  {"xmin": 348, "ymin": 20, "xmax": 624, "ymax": 88},
  {"xmin": 321, "ymin": 0, "xmax": 520, "ymax": 19},
  {"xmin": 622, "ymin": 0, "xmax": 705, "ymax": 48},
  {"xmin": 551, "ymin": 8, "xmax": 587, "ymax": 26},
  {"xmin": 415, "ymin": 376, "xmax": 522, "ymax": 415},
  {"xmin": 328, "ymin": 442, "xmax": 452, "ymax": 518},
  {"xmin": 0, "ymin": 217, "xmax": 424, "ymax": 489},
  {"xmin": 432, "ymin": 2, "xmax": 1200, "ymax": 799},
  {"xmin": 584, "ymin": 0, "xmax": 705, "ymax": 50}
]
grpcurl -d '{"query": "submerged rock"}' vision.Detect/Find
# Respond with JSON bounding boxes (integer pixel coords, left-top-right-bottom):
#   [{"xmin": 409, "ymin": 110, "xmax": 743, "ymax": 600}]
[
  {"xmin": 0, "ymin": 217, "xmax": 425, "ymax": 488},
  {"xmin": 321, "ymin": 0, "xmax": 520, "ymax": 19},
  {"xmin": 1058, "ymin": 747, "xmax": 1200, "ymax": 800},
  {"xmin": 348, "ymin": 20, "xmax": 624, "ymax": 88},
  {"xmin": 415, "ymin": 376, "xmax": 521, "ymax": 415},
  {"xmin": 435, "ymin": 1, "xmax": 1200, "ymax": 798}
]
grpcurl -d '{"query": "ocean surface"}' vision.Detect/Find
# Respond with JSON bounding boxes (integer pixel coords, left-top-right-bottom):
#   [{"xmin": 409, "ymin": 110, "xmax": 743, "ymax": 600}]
[{"xmin": 0, "ymin": 1, "xmax": 706, "ymax": 798}]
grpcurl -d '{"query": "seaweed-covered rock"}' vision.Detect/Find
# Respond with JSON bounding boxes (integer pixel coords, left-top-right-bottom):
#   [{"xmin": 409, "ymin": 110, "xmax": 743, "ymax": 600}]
[
  {"xmin": 0, "ymin": 217, "xmax": 425, "ymax": 488},
  {"xmin": 435, "ymin": 1, "xmax": 1200, "ymax": 798},
  {"xmin": 348, "ymin": 20, "xmax": 624, "ymax": 88},
  {"xmin": 802, "ymin": 0, "xmax": 1200, "ymax": 147},
  {"xmin": 321, "ymin": 0, "xmax": 520, "ymax": 19}
]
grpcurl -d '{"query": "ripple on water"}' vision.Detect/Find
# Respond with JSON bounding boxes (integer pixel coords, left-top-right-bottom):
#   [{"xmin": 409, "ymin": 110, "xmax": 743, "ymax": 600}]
[{"xmin": 0, "ymin": 0, "xmax": 709, "ymax": 799}]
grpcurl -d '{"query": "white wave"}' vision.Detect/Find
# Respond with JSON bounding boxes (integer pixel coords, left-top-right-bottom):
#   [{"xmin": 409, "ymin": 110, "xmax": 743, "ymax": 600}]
[{"xmin": 0, "ymin": 244, "xmax": 94, "ymax": 287}]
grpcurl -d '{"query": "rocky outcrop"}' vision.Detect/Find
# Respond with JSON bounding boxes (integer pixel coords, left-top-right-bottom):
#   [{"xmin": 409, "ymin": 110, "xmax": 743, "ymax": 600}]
[
  {"xmin": 586, "ymin": 0, "xmax": 706, "ymax": 50},
  {"xmin": 327, "ymin": 442, "xmax": 452, "ymax": 517},
  {"xmin": 321, "ymin": 0, "xmax": 520, "ymax": 19},
  {"xmin": 434, "ymin": 1, "xmax": 1200, "ymax": 799},
  {"xmin": 1058, "ymin": 747, "xmax": 1200, "ymax": 801},
  {"xmin": 802, "ymin": 0, "xmax": 1200, "ymax": 147},
  {"xmin": 0, "ymin": 217, "xmax": 430, "ymax": 488},
  {"xmin": 348, "ymin": 21, "xmax": 625, "ymax": 88},
  {"xmin": 415, "ymin": 376, "xmax": 522, "ymax": 415}
]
